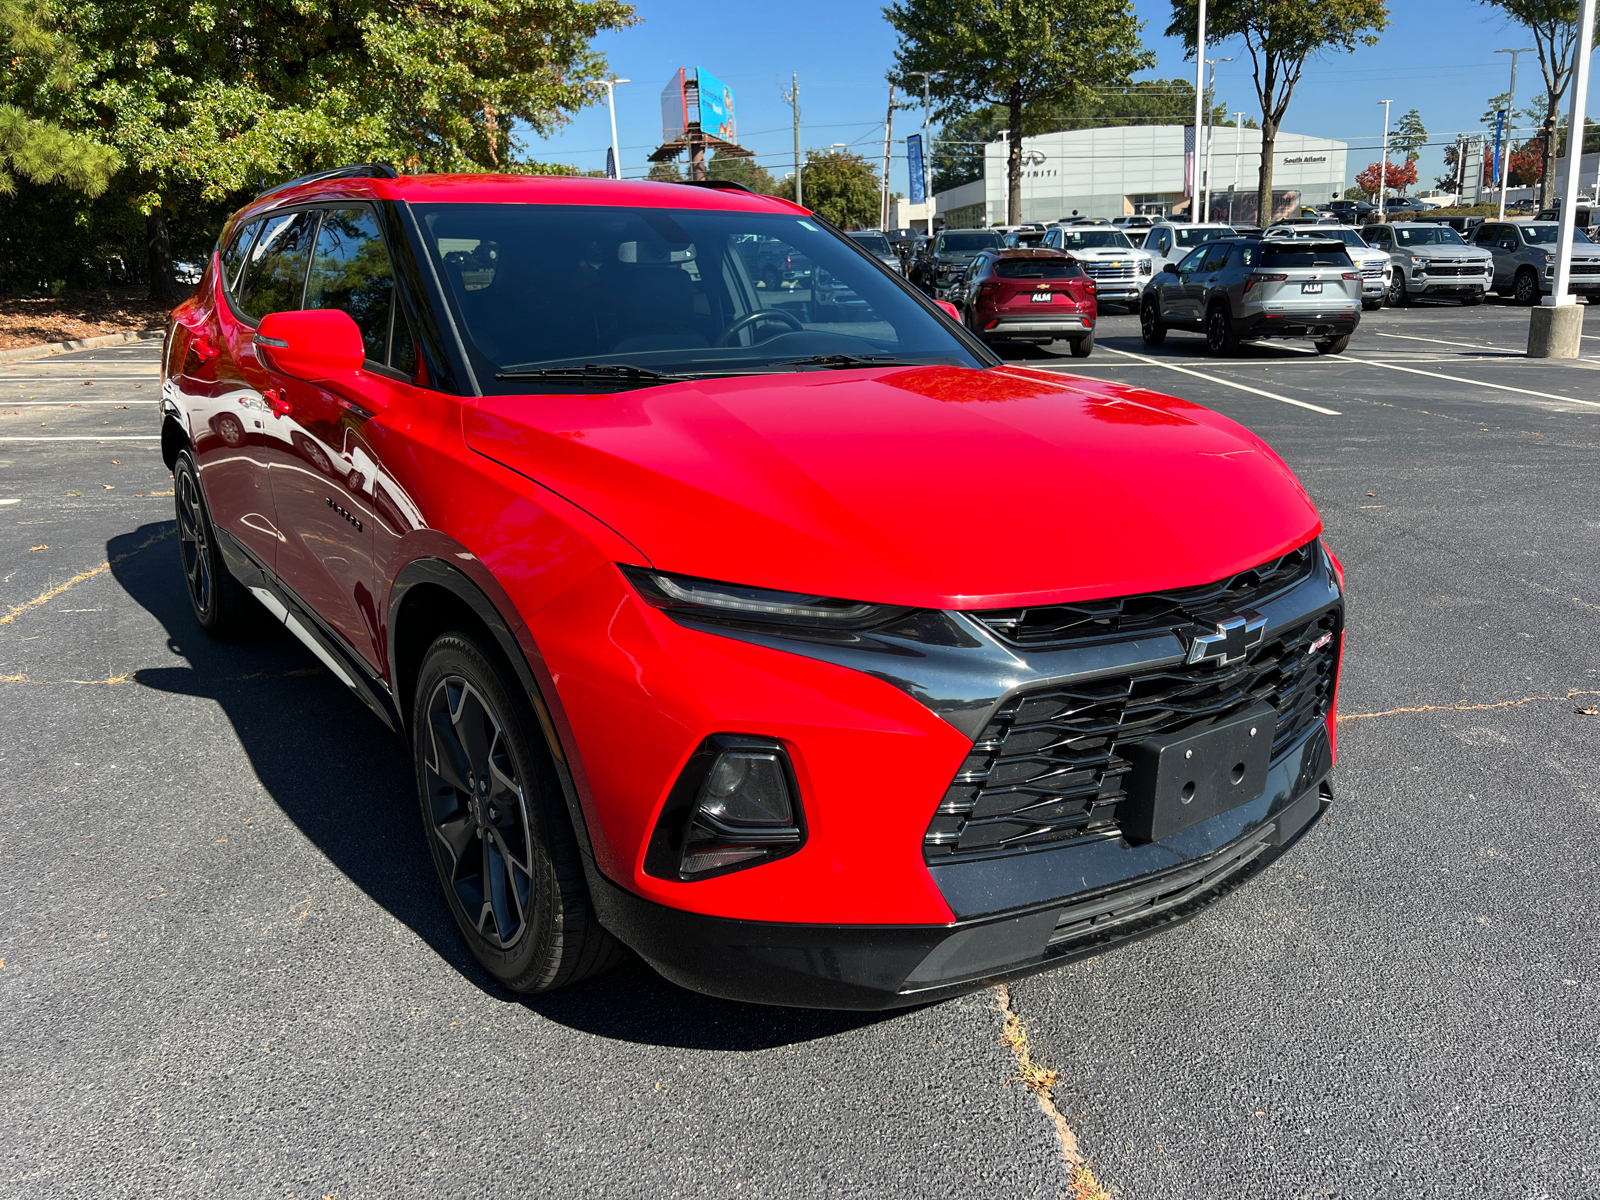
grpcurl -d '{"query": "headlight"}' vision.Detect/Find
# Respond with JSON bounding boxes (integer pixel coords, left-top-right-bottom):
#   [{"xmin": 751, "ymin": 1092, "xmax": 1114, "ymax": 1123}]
[
  {"xmin": 1138, "ymin": 259, "xmax": 1153, "ymax": 276},
  {"xmin": 621, "ymin": 565, "xmax": 909, "ymax": 632}
]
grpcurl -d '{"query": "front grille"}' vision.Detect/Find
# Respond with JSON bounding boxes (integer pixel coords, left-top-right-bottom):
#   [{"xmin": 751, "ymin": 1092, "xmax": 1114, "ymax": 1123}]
[
  {"xmin": 1361, "ymin": 267, "xmax": 1383, "ymax": 280},
  {"xmin": 1572, "ymin": 262, "xmax": 1600, "ymax": 275},
  {"xmin": 972, "ymin": 541, "xmax": 1317, "ymax": 649},
  {"xmin": 923, "ymin": 595, "xmax": 1339, "ymax": 861},
  {"xmin": 1422, "ymin": 264, "xmax": 1479, "ymax": 277},
  {"xmin": 1083, "ymin": 262, "xmax": 1136, "ymax": 283}
]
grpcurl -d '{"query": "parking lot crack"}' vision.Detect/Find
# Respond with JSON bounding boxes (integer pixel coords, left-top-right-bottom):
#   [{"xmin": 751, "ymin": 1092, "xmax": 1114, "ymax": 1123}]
[
  {"xmin": 1339, "ymin": 688, "xmax": 1600, "ymax": 722},
  {"xmin": 995, "ymin": 984, "xmax": 1110, "ymax": 1200}
]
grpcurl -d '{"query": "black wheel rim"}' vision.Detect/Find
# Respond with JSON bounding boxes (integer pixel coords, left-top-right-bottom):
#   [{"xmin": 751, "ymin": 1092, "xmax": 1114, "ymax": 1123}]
[
  {"xmin": 1141, "ymin": 300, "xmax": 1157, "ymax": 337},
  {"xmin": 1208, "ymin": 309, "xmax": 1225, "ymax": 350},
  {"xmin": 176, "ymin": 466, "xmax": 212, "ymax": 617},
  {"xmin": 423, "ymin": 676, "xmax": 535, "ymax": 949},
  {"xmin": 1517, "ymin": 274, "xmax": 1535, "ymax": 303}
]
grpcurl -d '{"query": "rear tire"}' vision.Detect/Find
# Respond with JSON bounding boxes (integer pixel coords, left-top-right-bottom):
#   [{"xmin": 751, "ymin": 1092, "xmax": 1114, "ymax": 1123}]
[
  {"xmin": 1205, "ymin": 302, "xmax": 1240, "ymax": 356},
  {"xmin": 173, "ymin": 449, "xmax": 257, "ymax": 639},
  {"xmin": 413, "ymin": 631, "xmax": 625, "ymax": 994},
  {"xmin": 1069, "ymin": 331, "xmax": 1095, "ymax": 358},
  {"xmin": 1315, "ymin": 334, "xmax": 1351, "ymax": 355},
  {"xmin": 1139, "ymin": 294, "xmax": 1166, "ymax": 345}
]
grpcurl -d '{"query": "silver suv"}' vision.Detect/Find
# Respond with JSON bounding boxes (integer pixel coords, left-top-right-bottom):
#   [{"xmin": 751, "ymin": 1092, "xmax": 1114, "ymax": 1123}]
[
  {"xmin": 1361, "ymin": 222, "xmax": 1493, "ymax": 306},
  {"xmin": 1139, "ymin": 236, "xmax": 1361, "ymax": 355},
  {"xmin": 1266, "ymin": 225, "xmax": 1391, "ymax": 311},
  {"xmin": 1469, "ymin": 220, "xmax": 1600, "ymax": 304}
]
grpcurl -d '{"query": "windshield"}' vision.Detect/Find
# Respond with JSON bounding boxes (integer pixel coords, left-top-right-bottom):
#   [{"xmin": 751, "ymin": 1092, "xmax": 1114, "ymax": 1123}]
[
  {"xmin": 938, "ymin": 231, "xmax": 1003, "ymax": 253},
  {"xmin": 1174, "ymin": 227, "xmax": 1237, "ymax": 248},
  {"xmin": 1055, "ymin": 229, "xmax": 1134, "ymax": 250},
  {"xmin": 415, "ymin": 204, "xmax": 985, "ymax": 391},
  {"xmin": 1394, "ymin": 226, "xmax": 1466, "ymax": 247},
  {"xmin": 1522, "ymin": 225, "xmax": 1593, "ymax": 245},
  {"xmin": 850, "ymin": 233, "xmax": 893, "ymax": 254}
]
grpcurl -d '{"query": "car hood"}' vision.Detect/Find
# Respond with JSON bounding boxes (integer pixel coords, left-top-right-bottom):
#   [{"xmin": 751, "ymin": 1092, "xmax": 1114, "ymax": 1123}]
[
  {"xmin": 464, "ymin": 366, "xmax": 1321, "ymax": 610},
  {"xmin": 1075, "ymin": 247, "xmax": 1150, "ymax": 261},
  {"xmin": 1407, "ymin": 245, "xmax": 1490, "ymax": 260}
]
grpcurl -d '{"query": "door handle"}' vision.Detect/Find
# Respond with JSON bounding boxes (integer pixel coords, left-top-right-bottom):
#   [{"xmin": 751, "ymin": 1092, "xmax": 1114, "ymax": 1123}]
[{"xmin": 264, "ymin": 388, "xmax": 292, "ymax": 418}]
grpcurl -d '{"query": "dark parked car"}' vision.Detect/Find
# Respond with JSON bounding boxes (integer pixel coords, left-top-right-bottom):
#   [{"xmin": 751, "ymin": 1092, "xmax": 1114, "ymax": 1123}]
[
  {"xmin": 1321, "ymin": 199, "xmax": 1377, "ymax": 225},
  {"xmin": 847, "ymin": 229, "xmax": 904, "ymax": 274},
  {"xmin": 1379, "ymin": 196, "xmax": 1427, "ymax": 216},
  {"xmin": 909, "ymin": 228, "xmax": 1005, "ymax": 297},
  {"xmin": 955, "ymin": 248, "xmax": 1096, "ymax": 355}
]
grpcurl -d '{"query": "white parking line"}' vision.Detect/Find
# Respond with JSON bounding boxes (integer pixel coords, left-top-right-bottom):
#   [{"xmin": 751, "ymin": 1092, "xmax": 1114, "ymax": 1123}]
[
  {"xmin": 1373, "ymin": 330, "xmax": 1504, "ymax": 352},
  {"xmin": 1097, "ymin": 347, "xmax": 1342, "ymax": 415},
  {"xmin": 0, "ymin": 435, "xmax": 160, "ymax": 441},
  {"xmin": 1351, "ymin": 359, "xmax": 1600, "ymax": 408}
]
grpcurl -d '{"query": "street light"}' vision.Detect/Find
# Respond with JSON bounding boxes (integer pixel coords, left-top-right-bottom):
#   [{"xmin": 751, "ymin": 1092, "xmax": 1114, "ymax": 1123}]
[
  {"xmin": 1376, "ymin": 99, "xmax": 1392, "ymax": 222},
  {"xmin": 1495, "ymin": 48, "xmax": 1536, "ymax": 220},
  {"xmin": 1229, "ymin": 110, "xmax": 1247, "ymax": 224},
  {"xmin": 1191, "ymin": 0, "xmax": 1208, "ymax": 222},
  {"xmin": 592, "ymin": 78, "xmax": 629, "ymax": 178},
  {"xmin": 1202, "ymin": 57, "xmax": 1232, "ymax": 220},
  {"xmin": 905, "ymin": 71, "xmax": 941, "ymax": 232}
]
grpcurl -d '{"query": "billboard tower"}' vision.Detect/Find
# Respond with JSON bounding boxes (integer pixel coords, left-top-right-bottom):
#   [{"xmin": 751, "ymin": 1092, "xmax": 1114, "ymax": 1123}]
[{"xmin": 649, "ymin": 68, "xmax": 755, "ymax": 180}]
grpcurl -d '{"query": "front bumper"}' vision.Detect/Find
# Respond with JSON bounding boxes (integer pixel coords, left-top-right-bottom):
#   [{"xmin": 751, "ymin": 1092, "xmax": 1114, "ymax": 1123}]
[
  {"xmin": 590, "ymin": 728, "xmax": 1333, "ymax": 1009},
  {"xmin": 1088, "ymin": 282, "xmax": 1145, "ymax": 303},
  {"xmin": 1412, "ymin": 279, "xmax": 1487, "ymax": 297}
]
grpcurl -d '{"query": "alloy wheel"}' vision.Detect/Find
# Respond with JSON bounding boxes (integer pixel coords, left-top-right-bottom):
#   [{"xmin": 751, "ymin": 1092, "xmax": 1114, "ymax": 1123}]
[
  {"xmin": 1515, "ymin": 271, "xmax": 1538, "ymax": 305},
  {"xmin": 176, "ymin": 464, "xmax": 212, "ymax": 619},
  {"xmin": 423, "ymin": 675, "xmax": 536, "ymax": 950}
]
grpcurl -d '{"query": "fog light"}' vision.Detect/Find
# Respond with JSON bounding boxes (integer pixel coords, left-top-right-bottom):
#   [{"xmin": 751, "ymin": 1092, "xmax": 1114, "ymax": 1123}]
[{"xmin": 643, "ymin": 735, "xmax": 805, "ymax": 881}]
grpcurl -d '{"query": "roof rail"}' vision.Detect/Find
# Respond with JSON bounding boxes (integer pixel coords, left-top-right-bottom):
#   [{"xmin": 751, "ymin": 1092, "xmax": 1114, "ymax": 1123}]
[
  {"xmin": 255, "ymin": 163, "xmax": 399, "ymax": 200},
  {"xmin": 673, "ymin": 178, "xmax": 755, "ymax": 194}
]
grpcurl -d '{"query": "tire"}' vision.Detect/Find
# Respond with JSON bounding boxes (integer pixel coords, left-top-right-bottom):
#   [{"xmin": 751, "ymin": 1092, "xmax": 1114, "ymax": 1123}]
[
  {"xmin": 1139, "ymin": 294, "xmax": 1167, "ymax": 345},
  {"xmin": 1513, "ymin": 269, "xmax": 1540, "ymax": 306},
  {"xmin": 1387, "ymin": 272, "xmax": 1407, "ymax": 307},
  {"xmin": 1069, "ymin": 331, "xmax": 1095, "ymax": 358},
  {"xmin": 413, "ymin": 631, "xmax": 624, "ymax": 993},
  {"xmin": 1315, "ymin": 334, "xmax": 1351, "ymax": 355},
  {"xmin": 1461, "ymin": 292, "xmax": 1483, "ymax": 307},
  {"xmin": 1205, "ymin": 302, "xmax": 1240, "ymax": 356},
  {"xmin": 1361, "ymin": 298, "xmax": 1382, "ymax": 312},
  {"xmin": 173, "ymin": 449, "xmax": 257, "ymax": 638}
]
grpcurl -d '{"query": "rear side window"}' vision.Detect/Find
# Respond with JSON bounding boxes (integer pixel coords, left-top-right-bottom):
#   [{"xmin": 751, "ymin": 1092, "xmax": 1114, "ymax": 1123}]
[
  {"xmin": 1201, "ymin": 243, "xmax": 1233, "ymax": 272},
  {"xmin": 236, "ymin": 211, "xmax": 319, "ymax": 321},
  {"xmin": 304, "ymin": 207, "xmax": 397, "ymax": 365},
  {"xmin": 995, "ymin": 259, "xmax": 1081, "ymax": 279},
  {"xmin": 1259, "ymin": 246, "xmax": 1351, "ymax": 268},
  {"xmin": 220, "ymin": 219, "xmax": 262, "ymax": 293}
]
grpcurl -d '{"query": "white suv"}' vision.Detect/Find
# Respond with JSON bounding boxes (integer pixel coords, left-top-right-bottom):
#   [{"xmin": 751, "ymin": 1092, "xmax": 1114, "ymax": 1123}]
[
  {"xmin": 1039, "ymin": 225, "xmax": 1155, "ymax": 308},
  {"xmin": 1142, "ymin": 223, "xmax": 1241, "ymax": 272}
]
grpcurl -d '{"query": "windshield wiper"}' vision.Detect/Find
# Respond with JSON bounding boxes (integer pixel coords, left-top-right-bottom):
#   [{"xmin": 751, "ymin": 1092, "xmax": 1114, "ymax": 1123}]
[
  {"xmin": 772, "ymin": 354, "xmax": 922, "ymax": 370},
  {"xmin": 495, "ymin": 363, "xmax": 690, "ymax": 384}
]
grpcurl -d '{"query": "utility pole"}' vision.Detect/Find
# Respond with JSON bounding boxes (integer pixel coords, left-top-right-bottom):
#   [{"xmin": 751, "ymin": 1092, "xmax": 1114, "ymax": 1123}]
[
  {"xmin": 1229, "ymin": 111, "xmax": 1246, "ymax": 224},
  {"xmin": 1495, "ymin": 47, "xmax": 1535, "ymax": 220},
  {"xmin": 907, "ymin": 72, "xmax": 938, "ymax": 233},
  {"xmin": 782, "ymin": 74, "xmax": 802, "ymax": 208},
  {"xmin": 1191, "ymin": 0, "xmax": 1207, "ymax": 222},
  {"xmin": 1202, "ymin": 57, "xmax": 1231, "ymax": 220},
  {"xmin": 1376, "ymin": 100, "xmax": 1392, "ymax": 221},
  {"xmin": 881, "ymin": 85, "xmax": 895, "ymax": 230}
]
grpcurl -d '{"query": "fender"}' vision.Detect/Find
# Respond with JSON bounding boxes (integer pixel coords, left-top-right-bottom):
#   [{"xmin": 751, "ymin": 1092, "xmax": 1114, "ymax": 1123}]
[{"xmin": 387, "ymin": 556, "xmax": 603, "ymax": 868}]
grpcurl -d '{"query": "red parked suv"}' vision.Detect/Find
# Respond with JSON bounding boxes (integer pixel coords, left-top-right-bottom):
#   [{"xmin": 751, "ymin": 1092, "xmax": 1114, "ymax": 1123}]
[
  {"xmin": 161, "ymin": 166, "xmax": 1345, "ymax": 1009},
  {"xmin": 957, "ymin": 247, "xmax": 1098, "ymax": 355}
]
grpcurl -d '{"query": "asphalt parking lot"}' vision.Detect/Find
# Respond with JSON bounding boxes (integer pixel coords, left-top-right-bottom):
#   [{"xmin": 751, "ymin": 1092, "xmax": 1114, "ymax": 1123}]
[{"xmin": 3, "ymin": 300, "xmax": 1598, "ymax": 1199}]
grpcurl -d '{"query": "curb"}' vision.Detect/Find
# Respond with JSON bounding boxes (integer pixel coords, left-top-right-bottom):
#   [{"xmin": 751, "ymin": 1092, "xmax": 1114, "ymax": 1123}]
[{"xmin": 0, "ymin": 328, "xmax": 165, "ymax": 364}]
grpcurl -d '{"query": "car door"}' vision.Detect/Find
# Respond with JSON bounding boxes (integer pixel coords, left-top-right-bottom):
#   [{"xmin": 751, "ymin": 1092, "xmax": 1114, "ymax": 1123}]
[
  {"xmin": 206, "ymin": 209, "xmax": 319, "ymax": 570},
  {"xmin": 1148, "ymin": 226, "xmax": 1173, "ymax": 268},
  {"xmin": 1167, "ymin": 247, "xmax": 1211, "ymax": 324},
  {"xmin": 261, "ymin": 204, "xmax": 418, "ymax": 673}
]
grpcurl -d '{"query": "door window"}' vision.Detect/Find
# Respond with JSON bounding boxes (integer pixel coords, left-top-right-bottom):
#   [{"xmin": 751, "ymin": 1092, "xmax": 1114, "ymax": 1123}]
[
  {"xmin": 220, "ymin": 219, "xmax": 263, "ymax": 293},
  {"xmin": 1176, "ymin": 247, "xmax": 1208, "ymax": 274},
  {"xmin": 1201, "ymin": 243, "xmax": 1233, "ymax": 273},
  {"xmin": 236, "ymin": 211, "xmax": 319, "ymax": 321},
  {"xmin": 304, "ymin": 206, "xmax": 398, "ymax": 365}
]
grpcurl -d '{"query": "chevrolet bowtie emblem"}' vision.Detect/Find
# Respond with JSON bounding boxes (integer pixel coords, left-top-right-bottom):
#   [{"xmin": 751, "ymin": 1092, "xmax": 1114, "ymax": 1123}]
[{"xmin": 1186, "ymin": 611, "xmax": 1268, "ymax": 667}]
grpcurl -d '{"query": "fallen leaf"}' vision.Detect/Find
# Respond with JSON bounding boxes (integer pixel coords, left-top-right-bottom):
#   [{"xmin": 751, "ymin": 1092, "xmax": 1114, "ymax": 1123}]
[
  {"xmin": 102, "ymin": 484, "xmax": 114, "ymax": 490},
  {"xmin": 110, "ymin": 460, "xmax": 120, "ymax": 464},
  {"xmin": 1365, "ymin": 492, "xmax": 1376, "ymax": 497},
  {"xmin": 1360, "ymin": 504, "xmax": 1384, "ymax": 509},
  {"xmin": 214, "ymin": 838, "xmax": 228, "ymax": 844},
  {"xmin": 27, "ymin": 544, "xmax": 46, "ymax": 551},
  {"xmin": 66, "ymin": 491, "xmax": 81, "ymax": 497},
  {"xmin": 1254, "ymin": 1111, "xmax": 1266, "ymax": 1117},
  {"xmin": 1579, "ymin": 707, "xmax": 1599, "ymax": 716}
]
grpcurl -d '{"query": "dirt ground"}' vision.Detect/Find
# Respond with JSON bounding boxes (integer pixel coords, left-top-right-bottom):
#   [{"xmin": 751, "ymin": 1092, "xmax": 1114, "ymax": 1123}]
[{"xmin": 0, "ymin": 290, "xmax": 173, "ymax": 350}]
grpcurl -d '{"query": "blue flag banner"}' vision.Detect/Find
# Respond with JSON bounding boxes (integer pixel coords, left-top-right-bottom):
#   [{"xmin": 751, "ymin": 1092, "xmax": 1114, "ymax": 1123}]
[
  {"xmin": 1491, "ymin": 111, "xmax": 1505, "ymax": 185},
  {"xmin": 907, "ymin": 134, "xmax": 925, "ymax": 205},
  {"xmin": 605, "ymin": 146, "xmax": 617, "ymax": 180}
]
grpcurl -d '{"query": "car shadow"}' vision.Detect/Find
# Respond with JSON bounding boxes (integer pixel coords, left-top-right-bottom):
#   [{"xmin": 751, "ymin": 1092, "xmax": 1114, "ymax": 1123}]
[{"xmin": 109, "ymin": 521, "xmax": 901, "ymax": 1049}]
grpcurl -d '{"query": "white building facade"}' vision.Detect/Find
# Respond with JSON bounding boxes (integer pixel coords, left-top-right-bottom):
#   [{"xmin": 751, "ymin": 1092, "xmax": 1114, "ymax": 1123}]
[{"xmin": 934, "ymin": 125, "xmax": 1348, "ymax": 228}]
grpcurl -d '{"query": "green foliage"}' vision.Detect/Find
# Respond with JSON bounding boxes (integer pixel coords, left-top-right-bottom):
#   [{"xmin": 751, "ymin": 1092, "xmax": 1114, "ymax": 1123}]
[
  {"xmin": 887, "ymin": 0, "xmax": 1154, "ymax": 220},
  {"xmin": 0, "ymin": 0, "xmax": 119, "ymax": 196},
  {"xmin": 774, "ymin": 149, "xmax": 880, "ymax": 229},
  {"xmin": 707, "ymin": 154, "xmax": 778, "ymax": 194},
  {"xmin": 1392, "ymin": 108, "xmax": 1426, "ymax": 163},
  {"xmin": 646, "ymin": 160, "xmax": 683, "ymax": 182}
]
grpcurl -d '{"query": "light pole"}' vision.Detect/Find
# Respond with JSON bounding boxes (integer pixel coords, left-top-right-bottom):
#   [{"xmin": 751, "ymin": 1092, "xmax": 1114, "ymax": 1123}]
[
  {"xmin": 1376, "ymin": 100, "xmax": 1392, "ymax": 221},
  {"xmin": 1229, "ymin": 111, "xmax": 1246, "ymax": 224},
  {"xmin": 593, "ymin": 78, "xmax": 629, "ymax": 179},
  {"xmin": 906, "ymin": 72, "xmax": 940, "ymax": 232},
  {"xmin": 1202, "ymin": 57, "xmax": 1232, "ymax": 221},
  {"xmin": 1495, "ymin": 47, "xmax": 1536, "ymax": 220},
  {"xmin": 782, "ymin": 75, "xmax": 801, "ymax": 208},
  {"xmin": 1191, "ymin": 0, "xmax": 1208, "ymax": 222}
]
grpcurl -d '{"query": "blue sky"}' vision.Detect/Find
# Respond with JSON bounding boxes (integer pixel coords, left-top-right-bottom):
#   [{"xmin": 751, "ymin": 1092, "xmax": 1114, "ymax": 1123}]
[{"xmin": 515, "ymin": 1, "xmax": 1598, "ymax": 198}]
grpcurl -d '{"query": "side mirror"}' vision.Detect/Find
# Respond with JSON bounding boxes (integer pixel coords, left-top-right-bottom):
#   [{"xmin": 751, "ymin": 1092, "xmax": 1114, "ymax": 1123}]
[
  {"xmin": 1162, "ymin": 262, "xmax": 1179, "ymax": 274},
  {"xmin": 255, "ymin": 309, "xmax": 365, "ymax": 381}
]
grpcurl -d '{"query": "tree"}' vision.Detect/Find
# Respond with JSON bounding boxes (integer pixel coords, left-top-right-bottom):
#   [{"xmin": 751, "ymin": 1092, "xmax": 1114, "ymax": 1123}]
[
  {"xmin": 1508, "ymin": 138, "xmax": 1544, "ymax": 185},
  {"xmin": 63, "ymin": 0, "xmax": 637, "ymax": 300},
  {"xmin": 775, "ymin": 149, "xmax": 881, "ymax": 228},
  {"xmin": 1354, "ymin": 158, "xmax": 1416, "ymax": 197},
  {"xmin": 706, "ymin": 154, "xmax": 778, "ymax": 194},
  {"xmin": 886, "ymin": 0, "xmax": 1154, "ymax": 224},
  {"xmin": 1391, "ymin": 108, "xmax": 1426, "ymax": 188},
  {"xmin": 1479, "ymin": 2, "xmax": 1600, "ymax": 209},
  {"xmin": 0, "ymin": 0, "xmax": 118, "ymax": 197},
  {"xmin": 646, "ymin": 160, "xmax": 684, "ymax": 183},
  {"xmin": 1167, "ymin": 0, "xmax": 1389, "ymax": 225}
]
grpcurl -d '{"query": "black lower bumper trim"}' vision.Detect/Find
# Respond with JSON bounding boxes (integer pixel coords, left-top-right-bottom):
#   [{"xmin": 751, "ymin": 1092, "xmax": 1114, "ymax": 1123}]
[
  {"xmin": 587, "ymin": 762, "xmax": 1332, "ymax": 1010},
  {"xmin": 1236, "ymin": 312, "xmax": 1359, "ymax": 340}
]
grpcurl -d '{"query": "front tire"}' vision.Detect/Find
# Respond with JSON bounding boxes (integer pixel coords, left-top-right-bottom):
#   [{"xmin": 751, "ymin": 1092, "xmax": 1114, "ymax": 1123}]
[
  {"xmin": 413, "ymin": 631, "xmax": 623, "ymax": 993},
  {"xmin": 1139, "ymin": 294, "xmax": 1167, "ymax": 345},
  {"xmin": 173, "ymin": 449, "xmax": 256, "ymax": 639},
  {"xmin": 1461, "ymin": 292, "xmax": 1484, "ymax": 307},
  {"xmin": 1513, "ymin": 269, "xmax": 1540, "ymax": 306},
  {"xmin": 1205, "ymin": 302, "xmax": 1240, "ymax": 356},
  {"xmin": 1388, "ymin": 272, "xmax": 1407, "ymax": 307},
  {"xmin": 1362, "ymin": 298, "xmax": 1382, "ymax": 311}
]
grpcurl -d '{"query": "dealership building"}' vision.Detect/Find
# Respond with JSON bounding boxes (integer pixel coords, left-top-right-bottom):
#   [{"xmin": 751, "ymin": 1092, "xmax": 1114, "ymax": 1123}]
[{"xmin": 925, "ymin": 125, "xmax": 1349, "ymax": 228}]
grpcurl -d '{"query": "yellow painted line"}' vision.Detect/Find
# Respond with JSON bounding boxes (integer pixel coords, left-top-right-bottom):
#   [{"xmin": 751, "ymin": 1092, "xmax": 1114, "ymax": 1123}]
[
  {"xmin": 1099, "ymin": 347, "xmax": 1342, "ymax": 415},
  {"xmin": 0, "ymin": 525, "xmax": 174, "ymax": 628}
]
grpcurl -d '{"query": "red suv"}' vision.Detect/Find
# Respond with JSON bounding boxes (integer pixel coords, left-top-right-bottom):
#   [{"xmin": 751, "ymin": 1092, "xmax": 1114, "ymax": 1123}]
[
  {"xmin": 958, "ymin": 248, "xmax": 1098, "ymax": 355},
  {"xmin": 161, "ymin": 166, "xmax": 1345, "ymax": 1009}
]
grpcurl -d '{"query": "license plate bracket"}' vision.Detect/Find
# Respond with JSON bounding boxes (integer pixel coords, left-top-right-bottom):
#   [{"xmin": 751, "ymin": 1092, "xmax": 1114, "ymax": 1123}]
[
  {"xmin": 1119, "ymin": 701, "xmax": 1278, "ymax": 844},
  {"xmin": 1301, "ymin": 282, "xmax": 1323, "ymax": 294}
]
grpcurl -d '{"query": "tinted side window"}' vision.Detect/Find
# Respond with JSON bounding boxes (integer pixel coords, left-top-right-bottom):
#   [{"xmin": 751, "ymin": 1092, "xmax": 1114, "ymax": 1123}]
[
  {"xmin": 236, "ymin": 211, "xmax": 318, "ymax": 321},
  {"xmin": 1176, "ymin": 247, "xmax": 1208, "ymax": 273},
  {"xmin": 304, "ymin": 206, "xmax": 395, "ymax": 364},
  {"xmin": 220, "ymin": 219, "xmax": 263, "ymax": 293},
  {"xmin": 1201, "ymin": 244, "xmax": 1233, "ymax": 272}
]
